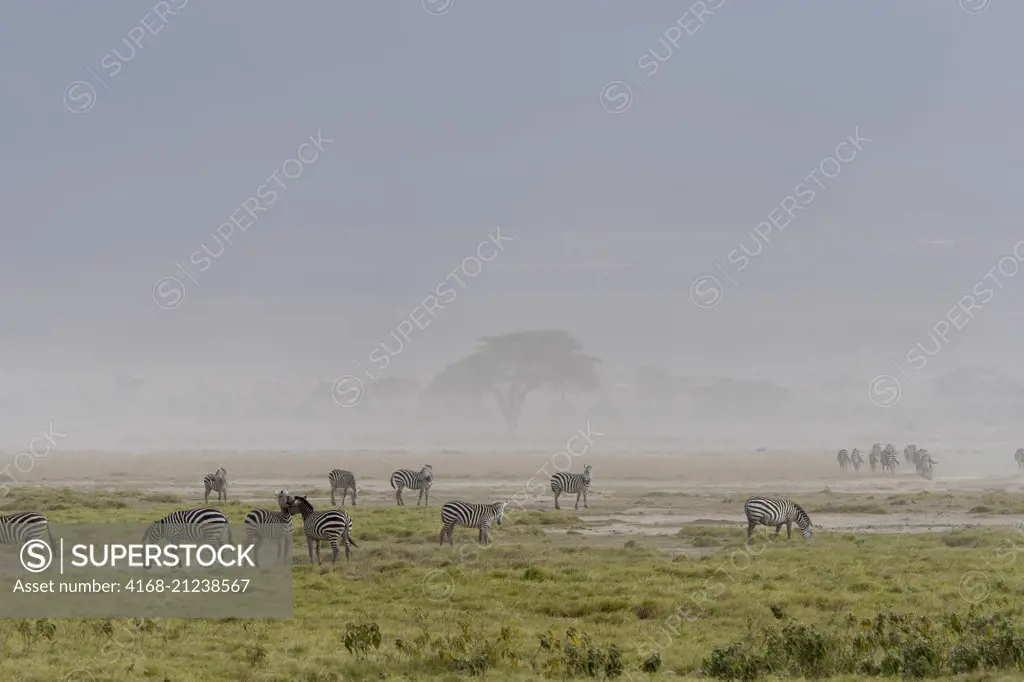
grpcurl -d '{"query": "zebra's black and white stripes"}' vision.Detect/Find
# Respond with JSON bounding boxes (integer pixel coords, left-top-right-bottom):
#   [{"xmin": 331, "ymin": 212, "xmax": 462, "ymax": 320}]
[
  {"xmin": 141, "ymin": 507, "xmax": 233, "ymax": 567},
  {"xmin": 329, "ymin": 469, "xmax": 358, "ymax": 506},
  {"xmin": 551, "ymin": 464, "xmax": 592, "ymax": 511},
  {"xmin": 290, "ymin": 495, "xmax": 357, "ymax": 565},
  {"xmin": 0, "ymin": 512, "xmax": 54, "ymax": 547},
  {"xmin": 203, "ymin": 467, "xmax": 228, "ymax": 503},
  {"xmin": 837, "ymin": 449, "xmax": 850, "ymax": 470},
  {"xmin": 244, "ymin": 491, "xmax": 296, "ymax": 567},
  {"xmin": 1015, "ymin": 448, "xmax": 1023, "ymax": 472},
  {"xmin": 439, "ymin": 500, "xmax": 507, "ymax": 546},
  {"xmin": 390, "ymin": 465, "xmax": 433, "ymax": 507},
  {"xmin": 743, "ymin": 497, "xmax": 813, "ymax": 544}
]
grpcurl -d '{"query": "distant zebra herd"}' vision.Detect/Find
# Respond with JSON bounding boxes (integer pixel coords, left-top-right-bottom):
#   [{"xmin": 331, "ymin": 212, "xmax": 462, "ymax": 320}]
[
  {"xmin": 0, "ymin": 463, "xmax": 596, "ymax": 568},
  {"xmin": 836, "ymin": 443, "xmax": 937, "ymax": 479}
]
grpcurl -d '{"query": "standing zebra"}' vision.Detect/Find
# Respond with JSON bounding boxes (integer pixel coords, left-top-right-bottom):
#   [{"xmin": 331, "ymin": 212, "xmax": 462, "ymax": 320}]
[
  {"xmin": 868, "ymin": 447, "xmax": 879, "ymax": 472},
  {"xmin": 904, "ymin": 444, "xmax": 918, "ymax": 465},
  {"xmin": 141, "ymin": 508, "xmax": 232, "ymax": 567},
  {"xmin": 850, "ymin": 449, "xmax": 864, "ymax": 472},
  {"xmin": 914, "ymin": 449, "xmax": 937, "ymax": 480},
  {"xmin": 244, "ymin": 491, "xmax": 297, "ymax": 568},
  {"xmin": 290, "ymin": 495, "xmax": 357, "ymax": 565},
  {"xmin": 871, "ymin": 443, "xmax": 883, "ymax": 468},
  {"xmin": 836, "ymin": 449, "xmax": 851, "ymax": 470},
  {"xmin": 743, "ymin": 497, "xmax": 814, "ymax": 544},
  {"xmin": 551, "ymin": 464, "xmax": 592, "ymax": 511},
  {"xmin": 203, "ymin": 467, "xmax": 228, "ymax": 503},
  {"xmin": 439, "ymin": 500, "xmax": 508, "ymax": 546},
  {"xmin": 0, "ymin": 512, "xmax": 55, "ymax": 548},
  {"xmin": 1015, "ymin": 448, "xmax": 1024, "ymax": 472},
  {"xmin": 328, "ymin": 469, "xmax": 358, "ymax": 506},
  {"xmin": 390, "ymin": 465, "xmax": 433, "ymax": 507}
]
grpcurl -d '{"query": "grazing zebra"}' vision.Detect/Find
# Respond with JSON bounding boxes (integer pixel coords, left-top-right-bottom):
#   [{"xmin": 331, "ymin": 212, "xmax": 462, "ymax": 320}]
[
  {"xmin": 0, "ymin": 512, "xmax": 55, "ymax": 547},
  {"xmin": 390, "ymin": 465, "xmax": 433, "ymax": 507},
  {"xmin": 328, "ymin": 469, "xmax": 358, "ymax": 506},
  {"xmin": 203, "ymin": 467, "xmax": 228, "ymax": 503},
  {"xmin": 141, "ymin": 508, "xmax": 232, "ymax": 567},
  {"xmin": 551, "ymin": 464, "xmax": 592, "ymax": 511},
  {"xmin": 244, "ymin": 491, "xmax": 296, "ymax": 568},
  {"xmin": 439, "ymin": 500, "xmax": 508, "ymax": 546},
  {"xmin": 743, "ymin": 497, "xmax": 813, "ymax": 544},
  {"xmin": 850, "ymin": 449, "xmax": 864, "ymax": 472},
  {"xmin": 837, "ymin": 449, "xmax": 851, "ymax": 470},
  {"xmin": 1015, "ymin": 448, "xmax": 1024, "ymax": 472},
  {"xmin": 868, "ymin": 447, "xmax": 879, "ymax": 472},
  {"xmin": 290, "ymin": 495, "xmax": 357, "ymax": 565},
  {"xmin": 905, "ymin": 444, "xmax": 918, "ymax": 464}
]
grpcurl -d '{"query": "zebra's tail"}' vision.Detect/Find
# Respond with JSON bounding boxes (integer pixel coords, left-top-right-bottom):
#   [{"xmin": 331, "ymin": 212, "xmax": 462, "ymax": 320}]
[
  {"xmin": 345, "ymin": 526, "xmax": 358, "ymax": 549},
  {"xmin": 390, "ymin": 477, "xmax": 396, "ymax": 489}
]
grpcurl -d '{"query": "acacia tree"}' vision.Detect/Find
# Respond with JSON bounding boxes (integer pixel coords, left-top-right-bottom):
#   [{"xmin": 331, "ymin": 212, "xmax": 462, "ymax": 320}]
[{"xmin": 428, "ymin": 330, "xmax": 600, "ymax": 433}]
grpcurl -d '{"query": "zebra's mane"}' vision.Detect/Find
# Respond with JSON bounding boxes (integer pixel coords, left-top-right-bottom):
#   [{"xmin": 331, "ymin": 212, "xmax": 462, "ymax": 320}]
[{"xmin": 792, "ymin": 502, "xmax": 811, "ymax": 524}]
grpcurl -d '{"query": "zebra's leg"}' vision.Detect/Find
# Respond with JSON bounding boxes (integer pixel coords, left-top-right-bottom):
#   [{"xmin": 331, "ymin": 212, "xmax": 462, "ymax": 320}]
[
  {"xmin": 331, "ymin": 486, "xmax": 337, "ymax": 506},
  {"xmin": 786, "ymin": 522, "xmax": 792, "ymax": 539},
  {"xmin": 204, "ymin": 488, "xmax": 210, "ymax": 504},
  {"xmin": 583, "ymin": 489, "xmax": 588, "ymax": 509},
  {"xmin": 351, "ymin": 486, "xmax": 357, "ymax": 506},
  {"xmin": 340, "ymin": 488, "xmax": 346, "ymax": 506},
  {"xmin": 331, "ymin": 538, "xmax": 340, "ymax": 564},
  {"xmin": 478, "ymin": 526, "xmax": 484, "ymax": 544},
  {"xmin": 746, "ymin": 522, "xmax": 756, "ymax": 545},
  {"xmin": 418, "ymin": 488, "xmax": 423, "ymax": 506},
  {"xmin": 574, "ymin": 491, "xmax": 581, "ymax": 511},
  {"xmin": 396, "ymin": 487, "xmax": 403, "ymax": 506},
  {"xmin": 306, "ymin": 536, "xmax": 315, "ymax": 565},
  {"xmin": 554, "ymin": 491, "xmax": 561, "ymax": 510},
  {"xmin": 425, "ymin": 487, "xmax": 429, "ymax": 506},
  {"xmin": 775, "ymin": 524, "xmax": 782, "ymax": 536}
]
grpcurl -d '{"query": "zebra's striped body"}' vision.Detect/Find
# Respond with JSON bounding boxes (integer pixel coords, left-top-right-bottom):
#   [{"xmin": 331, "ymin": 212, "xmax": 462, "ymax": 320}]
[
  {"xmin": 837, "ymin": 449, "xmax": 851, "ymax": 470},
  {"xmin": 1015, "ymin": 448, "xmax": 1023, "ymax": 472},
  {"xmin": 551, "ymin": 464, "xmax": 592, "ymax": 510},
  {"xmin": 743, "ymin": 497, "xmax": 813, "ymax": 544},
  {"xmin": 850, "ymin": 449, "xmax": 864, "ymax": 472},
  {"xmin": 868, "ymin": 447, "xmax": 879, "ymax": 472},
  {"xmin": 290, "ymin": 496, "xmax": 357, "ymax": 564},
  {"xmin": 914, "ymin": 449, "xmax": 937, "ymax": 480},
  {"xmin": 881, "ymin": 449, "xmax": 899, "ymax": 474},
  {"xmin": 905, "ymin": 444, "xmax": 918, "ymax": 464},
  {"xmin": 390, "ymin": 465, "xmax": 433, "ymax": 507},
  {"xmin": 244, "ymin": 491, "xmax": 295, "ymax": 567},
  {"xmin": 871, "ymin": 443, "xmax": 883, "ymax": 468},
  {"xmin": 142, "ymin": 508, "xmax": 232, "ymax": 567},
  {"xmin": 328, "ymin": 469, "xmax": 358, "ymax": 506},
  {"xmin": 203, "ymin": 467, "xmax": 228, "ymax": 503},
  {"xmin": 0, "ymin": 512, "xmax": 54, "ymax": 547},
  {"xmin": 439, "ymin": 500, "xmax": 508, "ymax": 546}
]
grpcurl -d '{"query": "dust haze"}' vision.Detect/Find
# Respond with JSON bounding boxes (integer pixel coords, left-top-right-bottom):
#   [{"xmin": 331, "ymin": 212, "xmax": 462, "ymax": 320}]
[{"xmin": 3, "ymin": 1, "xmax": 1024, "ymax": 483}]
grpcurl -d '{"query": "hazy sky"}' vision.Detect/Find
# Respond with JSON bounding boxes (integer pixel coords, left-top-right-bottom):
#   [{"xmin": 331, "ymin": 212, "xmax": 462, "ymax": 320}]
[{"xmin": 3, "ymin": 0, "xmax": 1023, "ymax": 389}]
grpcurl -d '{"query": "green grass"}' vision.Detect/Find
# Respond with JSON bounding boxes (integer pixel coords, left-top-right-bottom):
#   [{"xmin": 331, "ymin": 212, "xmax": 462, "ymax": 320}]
[{"xmin": 1, "ymin": 488, "xmax": 1023, "ymax": 680}]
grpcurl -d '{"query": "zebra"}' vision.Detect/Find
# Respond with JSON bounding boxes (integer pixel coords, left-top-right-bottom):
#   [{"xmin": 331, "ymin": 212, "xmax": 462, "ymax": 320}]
[
  {"xmin": 244, "ymin": 491, "xmax": 297, "ymax": 568},
  {"xmin": 1015, "ymin": 448, "xmax": 1024, "ymax": 472},
  {"xmin": 914, "ymin": 449, "xmax": 937, "ymax": 480},
  {"xmin": 439, "ymin": 500, "xmax": 508, "ymax": 546},
  {"xmin": 868, "ymin": 446, "xmax": 879, "ymax": 472},
  {"xmin": 881, "ymin": 449, "xmax": 899, "ymax": 474},
  {"xmin": 290, "ymin": 495, "xmax": 357, "ymax": 565},
  {"xmin": 905, "ymin": 444, "xmax": 918, "ymax": 464},
  {"xmin": 328, "ymin": 469, "xmax": 358, "ymax": 506},
  {"xmin": 871, "ymin": 443, "xmax": 883, "ymax": 468},
  {"xmin": 836, "ymin": 449, "xmax": 851, "ymax": 470},
  {"xmin": 850, "ymin": 448, "xmax": 864, "ymax": 472},
  {"xmin": 551, "ymin": 464, "xmax": 592, "ymax": 511},
  {"xmin": 390, "ymin": 465, "xmax": 433, "ymax": 506},
  {"xmin": 203, "ymin": 467, "xmax": 228, "ymax": 503},
  {"xmin": 0, "ymin": 512, "xmax": 55, "ymax": 548},
  {"xmin": 743, "ymin": 497, "xmax": 813, "ymax": 544},
  {"xmin": 141, "ymin": 507, "xmax": 232, "ymax": 567}
]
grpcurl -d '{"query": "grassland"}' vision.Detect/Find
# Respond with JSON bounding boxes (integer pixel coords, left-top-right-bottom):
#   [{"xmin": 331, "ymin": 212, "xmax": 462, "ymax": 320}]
[{"xmin": 1, "ymin": 487, "xmax": 1024, "ymax": 681}]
